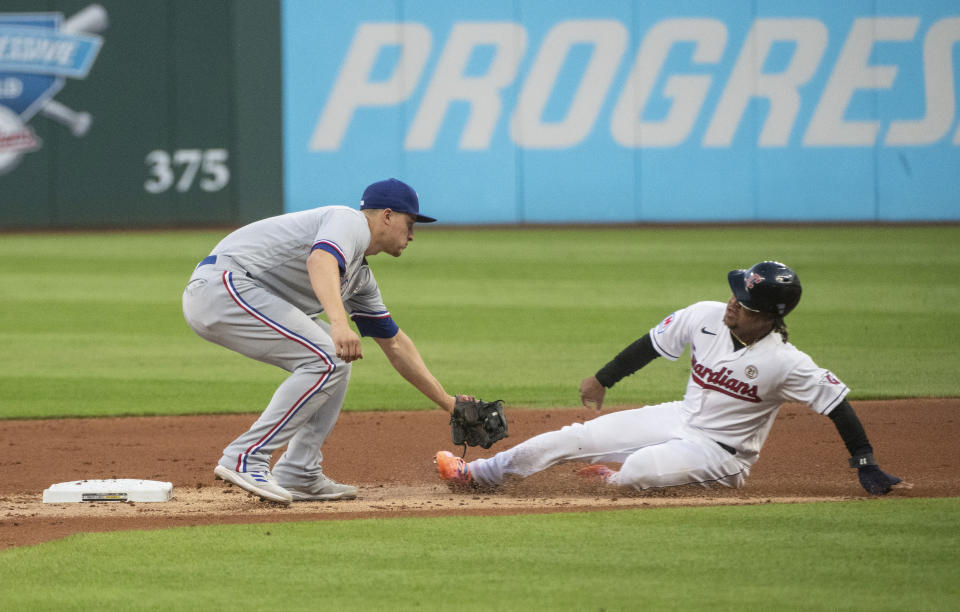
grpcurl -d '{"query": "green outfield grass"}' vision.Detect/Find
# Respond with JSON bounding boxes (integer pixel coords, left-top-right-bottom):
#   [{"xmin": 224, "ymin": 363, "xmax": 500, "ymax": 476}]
[
  {"xmin": 1, "ymin": 498, "xmax": 957, "ymax": 610},
  {"xmin": 1, "ymin": 226, "xmax": 958, "ymax": 418},
  {"xmin": 2, "ymin": 226, "xmax": 957, "ymax": 611}
]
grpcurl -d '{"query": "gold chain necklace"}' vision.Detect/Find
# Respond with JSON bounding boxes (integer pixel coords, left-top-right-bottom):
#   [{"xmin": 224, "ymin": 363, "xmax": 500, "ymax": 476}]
[
  {"xmin": 731, "ymin": 327, "xmax": 774, "ymax": 347},
  {"xmin": 730, "ymin": 329, "xmax": 752, "ymax": 346}
]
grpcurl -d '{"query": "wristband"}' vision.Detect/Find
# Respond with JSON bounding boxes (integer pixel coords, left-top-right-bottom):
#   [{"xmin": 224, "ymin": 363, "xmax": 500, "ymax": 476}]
[{"xmin": 849, "ymin": 452, "xmax": 878, "ymax": 469}]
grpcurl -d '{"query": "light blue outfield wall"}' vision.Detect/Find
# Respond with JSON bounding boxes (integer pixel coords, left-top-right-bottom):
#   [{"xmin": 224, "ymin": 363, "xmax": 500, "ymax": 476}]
[{"xmin": 283, "ymin": 1, "xmax": 960, "ymax": 223}]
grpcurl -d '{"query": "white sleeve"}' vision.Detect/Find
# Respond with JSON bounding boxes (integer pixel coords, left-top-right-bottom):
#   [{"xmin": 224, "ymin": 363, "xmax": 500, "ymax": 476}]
[
  {"xmin": 781, "ymin": 353, "xmax": 850, "ymax": 415},
  {"xmin": 648, "ymin": 304, "xmax": 698, "ymax": 361}
]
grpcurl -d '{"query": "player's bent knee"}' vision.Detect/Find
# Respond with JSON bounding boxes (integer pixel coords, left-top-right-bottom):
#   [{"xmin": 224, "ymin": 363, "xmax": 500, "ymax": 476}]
[{"xmin": 289, "ymin": 353, "xmax": 345, "ymax": 379}]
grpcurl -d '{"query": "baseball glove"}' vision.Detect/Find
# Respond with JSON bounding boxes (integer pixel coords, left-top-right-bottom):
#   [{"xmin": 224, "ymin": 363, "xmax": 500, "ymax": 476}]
[{"xmin": 450, "ymin": 396, "xmax": 508, "ymax": 451}]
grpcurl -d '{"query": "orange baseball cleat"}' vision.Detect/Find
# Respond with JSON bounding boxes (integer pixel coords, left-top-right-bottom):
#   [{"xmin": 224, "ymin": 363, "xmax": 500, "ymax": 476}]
[{"xmin": 435, "ymin": 450, "xmax": 474, "ymax": 487}]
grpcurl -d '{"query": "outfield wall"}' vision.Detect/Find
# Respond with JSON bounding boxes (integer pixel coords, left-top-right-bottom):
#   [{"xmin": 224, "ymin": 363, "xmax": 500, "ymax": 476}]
[
  {"xmin": 2, "ymin": 2, "xmax": 958, "ymax": 228},
  {"xmin": 0, "ymin": 0, "xmax": 282, "ymax": 229},
  {"xmin": 285, "ymin": 1, "xmax": 960, "ymax": 223}
]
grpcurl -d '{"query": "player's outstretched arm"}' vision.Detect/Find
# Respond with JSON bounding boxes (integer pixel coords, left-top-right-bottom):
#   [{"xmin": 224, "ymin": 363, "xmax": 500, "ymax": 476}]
[
  {"xmin": 373, "ymin": 330, "xmax": 456, "ymax": 412},
  {"xmin": 828, "ymin": 400, "xmax": 913, "ymax": 495},
  {"xmin": 581, "ymin": 334, "xmax": 662, "ymax": 410}
]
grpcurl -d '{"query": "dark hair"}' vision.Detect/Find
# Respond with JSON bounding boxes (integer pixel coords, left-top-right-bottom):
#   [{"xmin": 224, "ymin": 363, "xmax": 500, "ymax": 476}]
[{"xmin": 773, "ymin": 316, "xmax": 788, "ymax": 343}]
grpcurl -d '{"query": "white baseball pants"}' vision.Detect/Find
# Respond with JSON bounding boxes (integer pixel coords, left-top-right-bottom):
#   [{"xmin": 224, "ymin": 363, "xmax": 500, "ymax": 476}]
[{"xmin": 468, "ymin": 402, "xmax": 748, "ymax": 490}]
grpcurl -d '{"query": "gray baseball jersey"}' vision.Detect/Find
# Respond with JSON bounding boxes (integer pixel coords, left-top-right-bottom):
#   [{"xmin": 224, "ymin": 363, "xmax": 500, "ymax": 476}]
[
  {"xmin": 182, "ymin": 205, "xmax": 395, "ymax": 485},
  {"xmin": 207, "ymin": 206, "xmax": 397, "ymax": 337}
]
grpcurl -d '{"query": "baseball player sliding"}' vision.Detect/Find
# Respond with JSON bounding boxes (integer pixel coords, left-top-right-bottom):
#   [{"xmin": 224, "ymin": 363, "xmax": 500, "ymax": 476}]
[
  {"xmin": 437, "ymin": 261, "xmax": 911, "ymax": 496},
  {"xmin": 184, "ymin": 178, "xmax": 470, "ymax": 504}
]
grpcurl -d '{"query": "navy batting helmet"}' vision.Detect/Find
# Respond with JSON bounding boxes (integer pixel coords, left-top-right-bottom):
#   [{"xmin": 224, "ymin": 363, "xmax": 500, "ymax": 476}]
[{"xmin": 727, "ymin": 261, "xmax": 802, "ymax": 317}]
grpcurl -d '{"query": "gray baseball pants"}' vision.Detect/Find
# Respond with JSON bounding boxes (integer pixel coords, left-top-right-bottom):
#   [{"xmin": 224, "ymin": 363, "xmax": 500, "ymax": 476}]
[{"xmin": 182, "ymin": 256, "xmax": 351, "ymax": 488}]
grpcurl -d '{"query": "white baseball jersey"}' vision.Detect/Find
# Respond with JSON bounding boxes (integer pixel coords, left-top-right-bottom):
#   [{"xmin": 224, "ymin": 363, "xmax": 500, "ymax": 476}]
[
  {"xmin": 209, "ymin": 205, "xmax": 396, "ymax": 337},
  {"xmin": 649, "ymin": 300, "xmax": 849, "ymax": 465}
]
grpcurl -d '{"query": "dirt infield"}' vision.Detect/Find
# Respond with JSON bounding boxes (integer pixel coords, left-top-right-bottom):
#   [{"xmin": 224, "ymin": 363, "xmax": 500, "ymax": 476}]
[{"xmin": 1, "ymin": 399, "xmax": 956, "ymax": 550}]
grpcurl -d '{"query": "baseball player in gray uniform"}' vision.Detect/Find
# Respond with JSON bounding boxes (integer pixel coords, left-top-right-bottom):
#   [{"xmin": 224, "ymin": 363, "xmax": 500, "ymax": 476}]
[
  {"xmin": 437, "ymin": 261, "xmax": 910, "ymax": 496},
  {"xmin": 184, "ymin": 178, "xmax": 465, "ymax": 504}
]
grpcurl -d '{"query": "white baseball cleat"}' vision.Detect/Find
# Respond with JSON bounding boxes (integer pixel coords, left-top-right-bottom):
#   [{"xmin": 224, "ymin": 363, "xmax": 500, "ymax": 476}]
[
  {"xmin": 280, "ymin": 475, "xmax": 359, "ymax": 501},
  {"xmin": 214, "ymin": 465, "xmax": 292, "ymax": 504}
]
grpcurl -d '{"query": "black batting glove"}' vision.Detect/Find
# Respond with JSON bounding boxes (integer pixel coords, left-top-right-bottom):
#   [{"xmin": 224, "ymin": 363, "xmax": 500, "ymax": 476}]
[
  {"xmin": 857, "ymin": 465, "xmax": 902, "ymax": 495},
  {"xmin": 850, "ymin": 452, "xmax": 902, "ymax": 495}
]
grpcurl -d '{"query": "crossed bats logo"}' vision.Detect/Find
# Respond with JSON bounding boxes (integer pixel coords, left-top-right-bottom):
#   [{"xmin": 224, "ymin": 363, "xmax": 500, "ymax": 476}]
[{"xmin": 0, "ymin": 4, "xmax": 107, "ymax": 175}]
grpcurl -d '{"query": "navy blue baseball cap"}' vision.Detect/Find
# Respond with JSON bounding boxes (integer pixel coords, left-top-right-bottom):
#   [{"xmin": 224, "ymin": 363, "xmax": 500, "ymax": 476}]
[{"xmin": 360, "ymin": 178, "xmax": 436, "ymax": 223}]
